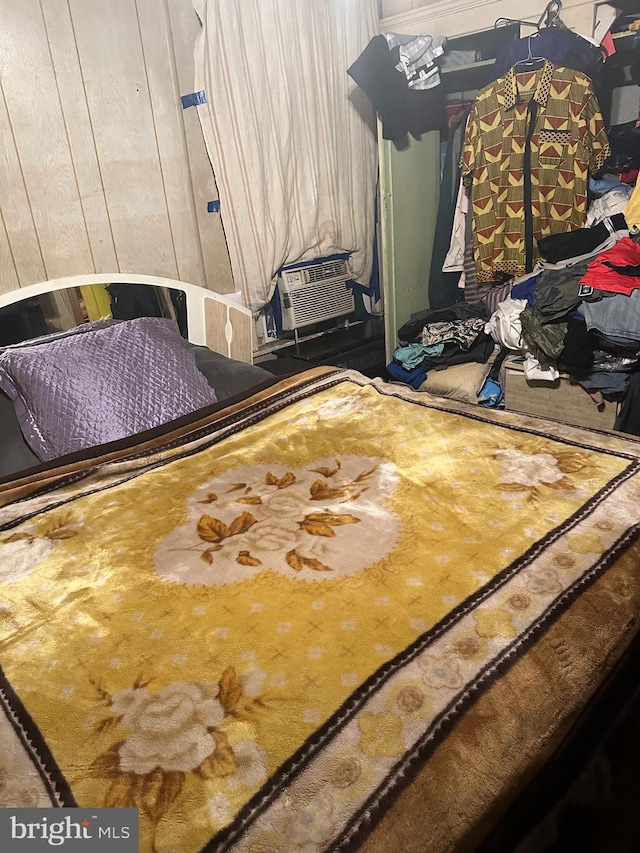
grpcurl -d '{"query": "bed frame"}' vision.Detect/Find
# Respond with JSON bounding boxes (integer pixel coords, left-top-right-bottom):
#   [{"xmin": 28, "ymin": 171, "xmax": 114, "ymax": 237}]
[{"xmin": 0, "ymin": 274, "xmax": 254, "ymax": 364}]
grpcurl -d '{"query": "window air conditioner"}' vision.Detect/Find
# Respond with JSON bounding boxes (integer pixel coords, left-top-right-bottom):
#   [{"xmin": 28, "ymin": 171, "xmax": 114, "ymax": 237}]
[{"xmin": 278, "ymin": 258, "xmax": 354, "ymax": 331}]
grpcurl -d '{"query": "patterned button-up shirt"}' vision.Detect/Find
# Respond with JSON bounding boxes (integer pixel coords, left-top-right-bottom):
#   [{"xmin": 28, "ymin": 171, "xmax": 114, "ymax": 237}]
[{"xmin": 461, "ymin": 61, "xmax": 610, "ymax": 283}]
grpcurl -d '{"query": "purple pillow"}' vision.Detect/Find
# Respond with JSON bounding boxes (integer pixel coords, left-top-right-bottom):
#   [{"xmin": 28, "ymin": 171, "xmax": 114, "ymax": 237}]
[{"xmin": 0, "ymin": 318, "xmax": 217, "ymax": 461}]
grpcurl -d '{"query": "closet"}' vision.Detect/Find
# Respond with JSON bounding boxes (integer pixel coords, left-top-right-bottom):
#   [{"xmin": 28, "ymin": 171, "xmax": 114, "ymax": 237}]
[{"xmin": 377, "ymin": 0, "xmax": 640, "ymax": 430}]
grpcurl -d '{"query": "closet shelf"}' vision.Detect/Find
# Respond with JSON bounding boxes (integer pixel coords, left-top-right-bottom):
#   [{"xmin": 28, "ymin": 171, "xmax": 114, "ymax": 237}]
[{"xmin": 441, "ymin": 58, "xmax": 495, "ymax": 75}]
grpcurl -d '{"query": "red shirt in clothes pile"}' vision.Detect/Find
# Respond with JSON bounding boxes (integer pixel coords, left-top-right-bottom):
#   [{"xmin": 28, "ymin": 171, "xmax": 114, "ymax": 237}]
[{"xmin": 580, "ymin": 237, "xmax": 640, "ymax": 295}]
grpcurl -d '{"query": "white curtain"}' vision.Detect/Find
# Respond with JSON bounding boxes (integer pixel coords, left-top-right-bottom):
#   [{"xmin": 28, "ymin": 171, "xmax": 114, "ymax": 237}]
[{"xmin": 192, "ymin": 0, "xmax": 378, "ymax": 312}]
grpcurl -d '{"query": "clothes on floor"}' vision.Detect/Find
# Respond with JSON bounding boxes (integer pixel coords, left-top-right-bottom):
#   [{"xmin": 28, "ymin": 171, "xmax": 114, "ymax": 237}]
[
  {"xmin": 393, "ymin": 342, "xmax": 445, "ymax": 369},
  {"xmin": 580, "ymin": 237, "xmax": 640, "ymax": 294},
  {"xmin": 615, "ymin": 371, "xmax": 640, "ymax": 435},
  {"xmin": 532, "ymin": 259, "xmax": 616, "ymax": 323},
  {"xmin": 585, "ymin": 187, "xmax": 631, "ymax": 227},
  {"xmin": 519, "ymin": 305, "xmax": 567, "ymax": 363},
  {"xmin": 419, "ymin": 317, "xmax": 486, "ymax": 350},
  {"xmin": 578, "ymin": 370, "xmax": 630, "ymax": 397},
  {"xmin": 484, "ymin": 298, "xmax": 527, "ymax": 350},
  {"xmin": 578, "ymin": 288, "xmax": 640, "ymax": 351},
  {"xmin": 558, "ymin": 317, "xmax": 596, "ymax": 371},
  {"xmin": 624, "ymin": 177, "xmax": 640, "ymax": 229},
  {"xmin": 481, "ymin": 280, "xmax": 514, "ymax": 315},
  {"xmin": 386, "ymin": 361, "xmax": 428, "ymax": 389},
  {"xmin": 477, "ymin": 376, "xmax": 504, "ymax": 407},
  {"xmin": 422, "ymin": 335, "xmax": 495, "ymax": 368},
  {"xmin": 397, "ymin": 302, "xmax": 486, "ymax": 344},
  {"xmin": 537, "ymin": 213, "xmax": 628, "ymax": 263},
  {"xmin": 510, "ymin": 274, "xmax": 540, "ymax": 305}
]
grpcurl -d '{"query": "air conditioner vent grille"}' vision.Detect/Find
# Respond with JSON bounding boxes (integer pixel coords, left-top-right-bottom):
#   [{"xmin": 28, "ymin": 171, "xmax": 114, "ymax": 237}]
[
  {"xmin": 304, "ymin": 259, "xmax": 349, "ymax": 284},
  {"xmin": 287, "ymin": 283, "xmax": 353, "ymax": 325},
  {"xmin": 278, "ymin": 258, "xmax": 353, "ymax": 331}
]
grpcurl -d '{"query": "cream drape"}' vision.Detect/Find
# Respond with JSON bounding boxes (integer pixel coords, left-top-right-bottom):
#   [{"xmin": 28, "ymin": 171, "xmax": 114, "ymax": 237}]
[{"xmin": 192, "ymin": 0, "xmax": 378, "ymax": 312}]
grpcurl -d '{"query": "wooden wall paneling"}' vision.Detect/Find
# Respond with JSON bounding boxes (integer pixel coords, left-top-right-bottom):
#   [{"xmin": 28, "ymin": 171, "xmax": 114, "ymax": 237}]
[
  {"xmin": 0, "ymin": 0, "xmax": 93, "ymax": 281},
  {"xmin": 166, "ymin": 0, "xmax": 235, "ymax": 294},
  {"xmin": 0, "ymin": 75, "xmax": 41, "ymax": 293},
  {"xmin": 135, "ymin": 0, "xmax": 207, "ymax": 288},
  {"xmin": 40, "ymin": 0, "xmax": 119, "ymax": 273},
  {"xmin": 68, "ymin": 0, "xmax": 178, "ymax": 278},
  {"xmin": 0, "ymin": 197, "xmax": 22, "ymax": 295}
]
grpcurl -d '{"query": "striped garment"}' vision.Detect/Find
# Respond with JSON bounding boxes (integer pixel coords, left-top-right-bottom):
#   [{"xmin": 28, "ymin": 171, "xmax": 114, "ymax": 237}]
[{"xmin": 461, "ymin": 61, "xmax": 610, "ymax": 284}]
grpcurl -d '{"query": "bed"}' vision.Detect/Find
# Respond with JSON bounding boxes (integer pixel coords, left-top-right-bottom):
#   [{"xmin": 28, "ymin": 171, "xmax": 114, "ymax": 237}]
[{"xmin": 1, "ymin": 276, "xmax": 640, "ymax": 853}]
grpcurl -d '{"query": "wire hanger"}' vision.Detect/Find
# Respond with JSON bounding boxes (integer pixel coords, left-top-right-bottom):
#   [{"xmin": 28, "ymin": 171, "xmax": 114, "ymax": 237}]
[
  {"xmin": 494, "ymin": 17, "xmax": 537, "ymax": 30},
  {"xmin": 513, "ymin": 34, "xmax": 545, "ymax": 70}
]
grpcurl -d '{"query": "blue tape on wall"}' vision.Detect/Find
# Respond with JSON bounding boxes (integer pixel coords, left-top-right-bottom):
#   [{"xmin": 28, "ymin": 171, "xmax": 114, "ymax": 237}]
[
  {"xmin": 181, "ymin": 90, "xmax": 207, "ymax": 109},
  {"xmin": 207, "ymin": 200, "xmax": 220, "ymax": 213}
]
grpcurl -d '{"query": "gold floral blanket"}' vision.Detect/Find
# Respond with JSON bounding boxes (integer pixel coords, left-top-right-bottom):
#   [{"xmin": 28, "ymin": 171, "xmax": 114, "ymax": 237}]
[{"xmin": 1, "ymin": 368, "xmax": 640, "ymax": 853}]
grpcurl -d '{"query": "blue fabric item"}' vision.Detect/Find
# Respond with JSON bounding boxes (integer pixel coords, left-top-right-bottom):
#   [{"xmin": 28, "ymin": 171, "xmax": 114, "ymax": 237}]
[
  {"xmin": 578, "ymin": 288, "xmax": 640, "ymax": 348},
  {"xmin": 477, "ymin": 377, "xmax": 505, "ymax": 408},
  {"xmin": 578, "ymin": 372, "xmax": 630, "ymax": 396},
  {"xmin": 589, "ymin": 176, "xmax": 628, "ymax": 196},
  {"xmin": 510, "ymin": 275, "xmax": 539, "ymax": 306},
  {"xmin": 393, "ymin": 342, "xmax": 444, "ymax": 369},
  {"xmin": 386, "ymin": 361, "xmax": 427, "ymax": 389}
]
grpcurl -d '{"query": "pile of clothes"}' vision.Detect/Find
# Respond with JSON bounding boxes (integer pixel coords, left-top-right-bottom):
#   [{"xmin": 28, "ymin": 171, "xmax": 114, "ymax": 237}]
[
  {"xmin": 480, "ymin": 176, "xmax": 640, "ymax": 434},
  {"xmin": 386, "ymin": 302, "xmax": 498, "ymax": 396}
]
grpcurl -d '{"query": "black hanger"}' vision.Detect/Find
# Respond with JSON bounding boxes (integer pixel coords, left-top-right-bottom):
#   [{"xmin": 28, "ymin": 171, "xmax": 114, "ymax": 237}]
[
  {"xmin": 537, "ymin": 0, "xmax": 564, "ymax": 30},
  {"xmin": 495, "ymin": 0, "xmax": 565, "ymax": 32}
]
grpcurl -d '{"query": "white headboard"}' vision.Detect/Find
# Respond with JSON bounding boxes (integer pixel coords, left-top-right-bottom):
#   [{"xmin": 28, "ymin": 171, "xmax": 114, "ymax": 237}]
[{"xmin": 0, "ymin": 274, "xmax": 254, "ymax": 364}]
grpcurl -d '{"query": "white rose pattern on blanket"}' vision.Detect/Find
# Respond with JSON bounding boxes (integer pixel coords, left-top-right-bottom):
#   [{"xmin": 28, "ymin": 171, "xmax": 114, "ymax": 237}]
[{"xmin": 153, "ymin": 456, "xmax": 400, "ymax": 585}]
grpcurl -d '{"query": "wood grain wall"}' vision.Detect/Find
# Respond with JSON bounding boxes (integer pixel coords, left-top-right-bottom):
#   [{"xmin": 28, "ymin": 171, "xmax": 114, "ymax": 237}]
[{"xmin": 0, "ymin": 0, "xmax": 234, "ymax": 296}]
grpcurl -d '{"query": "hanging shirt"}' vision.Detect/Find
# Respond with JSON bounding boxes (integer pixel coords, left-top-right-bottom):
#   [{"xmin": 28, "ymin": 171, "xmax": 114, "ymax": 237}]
[
  {"xmin": 383, "ymin": 33, "xmax": 446, "ymax": 91},
  {"xmin": 461, "ymin": 61, "xmax": 610, "ymax": 284},
  {"xmin": 347, "ymin": 35, "xmax": 446, "ymax": 141}
]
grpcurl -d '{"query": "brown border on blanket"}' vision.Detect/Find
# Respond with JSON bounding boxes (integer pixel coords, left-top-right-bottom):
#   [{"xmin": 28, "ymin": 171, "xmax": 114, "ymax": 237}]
[
  {"xmin": 0, "ymin": 665, "xmax": 77, "ymax": 807},
  {"xmin": 358, "ymin": 537, "xmax": 640, "ymax": 853}
]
